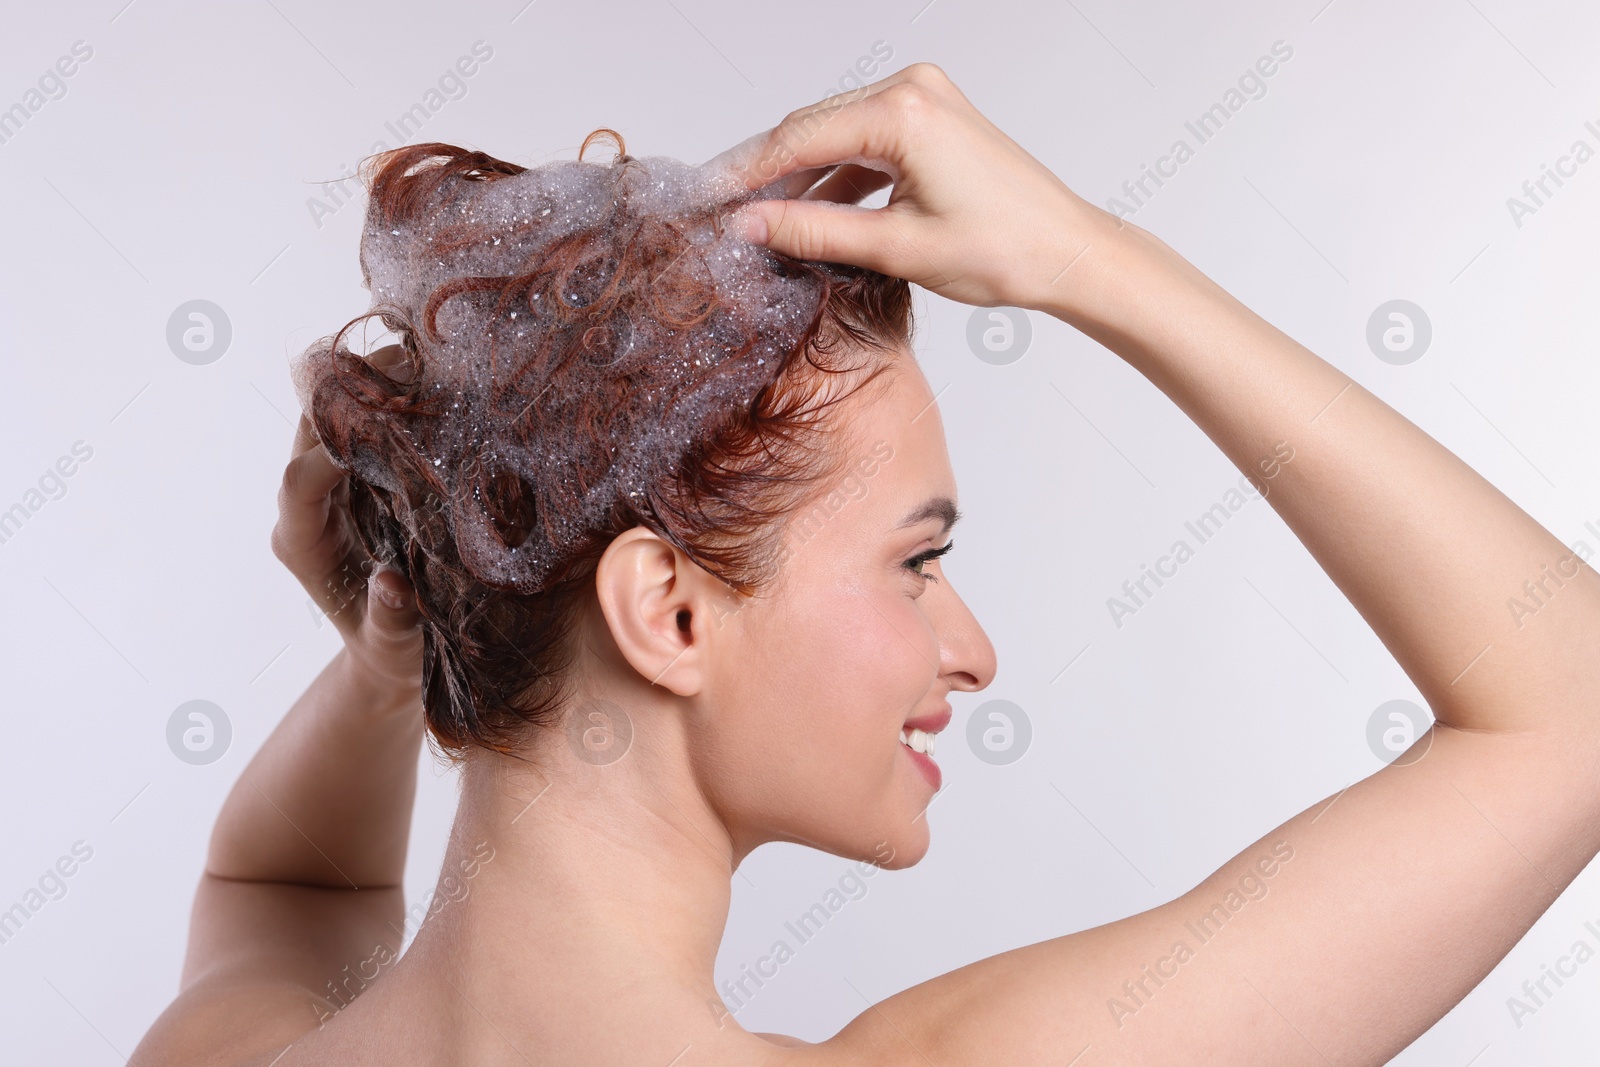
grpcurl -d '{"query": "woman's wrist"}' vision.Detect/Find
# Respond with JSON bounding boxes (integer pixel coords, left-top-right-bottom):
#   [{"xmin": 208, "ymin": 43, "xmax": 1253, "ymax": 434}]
[
  {"xmin": 1033, "ymin": 202, "xmax": 1241, "ymax": 379},
  {"xmin": 333, "ymin": 647, "xmax": 424, "ymax": 722},
  {"xmin": 1033, "ymin": 200, "xmax": 1175, "ymax": 324}
]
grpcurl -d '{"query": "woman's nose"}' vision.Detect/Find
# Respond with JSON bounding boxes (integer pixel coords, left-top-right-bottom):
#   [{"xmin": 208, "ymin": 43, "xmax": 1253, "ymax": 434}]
[{"xmin": 938, "ymin": 581, "xmax": 997, "ymax": 692}]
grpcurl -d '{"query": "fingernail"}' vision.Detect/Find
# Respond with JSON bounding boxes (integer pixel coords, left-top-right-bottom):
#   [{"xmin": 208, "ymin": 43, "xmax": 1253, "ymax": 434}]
[
  {"xmin": 738, "ymin": 206, "xmax": 769, "ymax": 245},
  {"xmin": 373, "ymin": 568, "xmax": 408, "ymax": 611}
]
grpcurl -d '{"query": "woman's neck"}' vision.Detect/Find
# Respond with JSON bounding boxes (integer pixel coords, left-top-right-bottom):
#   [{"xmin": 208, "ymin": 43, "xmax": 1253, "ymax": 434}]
[{"xmin": 385, "ymin": 727, "xmax": 751, "ymax": 1058}]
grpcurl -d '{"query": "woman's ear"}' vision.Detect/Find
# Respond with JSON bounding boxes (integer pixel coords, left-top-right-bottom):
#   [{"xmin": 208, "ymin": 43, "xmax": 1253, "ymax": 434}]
[{"xmin": 593, "ymin": 527, "xmax": 720, "ymax": 697}]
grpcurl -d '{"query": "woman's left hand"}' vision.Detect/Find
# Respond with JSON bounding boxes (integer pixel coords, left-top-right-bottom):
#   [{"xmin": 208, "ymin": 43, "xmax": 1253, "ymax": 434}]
[{"xmin": 713, "ymin": 63, "xmax": 1113, "ymax": 316}]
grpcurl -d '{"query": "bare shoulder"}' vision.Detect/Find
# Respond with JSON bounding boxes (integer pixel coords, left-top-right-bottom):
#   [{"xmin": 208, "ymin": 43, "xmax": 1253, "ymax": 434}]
[
  {"xmin": 130, "ymin": 975, "xmax": 338, "ymax": 1067},
  {"xmin": 130, "ymin": 876, "xmax": 406, "ymax": 1067},
  {"xmin": 817, "ymin": 727, "xmax": 1600, "ymax": 1065}
]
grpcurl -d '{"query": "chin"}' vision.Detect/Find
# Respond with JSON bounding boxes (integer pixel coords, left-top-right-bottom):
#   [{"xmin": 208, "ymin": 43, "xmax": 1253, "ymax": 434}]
[
  {"xmin": 844, "ymin": 806, "xmax": 933, "ymax": 870},
  {"xmin": 876, "ymin": 826, "xmax": 930, "ymax": 869},
  {"xmin": 768, "ymin": 805, "xmax": 931, "ymax": 870}
]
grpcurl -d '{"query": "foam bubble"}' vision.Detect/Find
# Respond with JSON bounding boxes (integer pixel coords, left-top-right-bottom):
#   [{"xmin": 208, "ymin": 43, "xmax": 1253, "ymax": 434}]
[{"xmin": 292, "ymin": 146, "xmax": 835, "ymax": 594}]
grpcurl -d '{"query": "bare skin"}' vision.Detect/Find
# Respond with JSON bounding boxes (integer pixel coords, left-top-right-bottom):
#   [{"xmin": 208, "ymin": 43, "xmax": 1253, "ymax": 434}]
[{"xmin": 132, "ymin": 64, "xmax": 1600, "ymax": 1066}]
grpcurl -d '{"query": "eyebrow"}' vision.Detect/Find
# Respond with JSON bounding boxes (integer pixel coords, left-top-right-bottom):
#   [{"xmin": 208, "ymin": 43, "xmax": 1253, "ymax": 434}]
[{"xmin": 895, "ymin": 497, "xmax": 962, "ymax": 535}]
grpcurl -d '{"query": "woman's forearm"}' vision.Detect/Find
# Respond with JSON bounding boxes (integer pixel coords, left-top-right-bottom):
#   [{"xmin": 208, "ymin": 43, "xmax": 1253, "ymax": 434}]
[
  {"xmin": 1050, "ymin": 211, "xmax": 1600, "ymax": 736},
  {"xmin": 206, "ymin": 648, "xmax": 425, "ymax": 888}
]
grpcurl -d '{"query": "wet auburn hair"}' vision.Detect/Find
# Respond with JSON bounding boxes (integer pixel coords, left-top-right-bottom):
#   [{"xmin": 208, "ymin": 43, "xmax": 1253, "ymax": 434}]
[{"xmin": 299, "ymin": 132, "xmax": 912, "ymax": 756}]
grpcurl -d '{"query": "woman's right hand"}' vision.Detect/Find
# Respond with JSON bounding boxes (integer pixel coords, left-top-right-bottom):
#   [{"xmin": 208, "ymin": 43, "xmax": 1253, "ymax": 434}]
[
  {"xmin": 271, "ymin": 398, "xmax": 424, "ymax": 711},
  {"xmin": 721, "ymin": 62, "xmax": 1131, "ymax": 315}
]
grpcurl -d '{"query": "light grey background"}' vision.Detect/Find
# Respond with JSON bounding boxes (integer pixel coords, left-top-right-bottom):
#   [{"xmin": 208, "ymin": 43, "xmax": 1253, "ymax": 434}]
[{"xmin": 3, "ymin": 0, "xmax": 1598, "ymax": 1062}]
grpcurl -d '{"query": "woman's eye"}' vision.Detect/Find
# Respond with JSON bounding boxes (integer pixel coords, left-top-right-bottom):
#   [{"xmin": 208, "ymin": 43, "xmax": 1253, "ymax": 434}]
[{"xmin": 903, "ymin": 540, "xmax": 954, "ymax": 584}]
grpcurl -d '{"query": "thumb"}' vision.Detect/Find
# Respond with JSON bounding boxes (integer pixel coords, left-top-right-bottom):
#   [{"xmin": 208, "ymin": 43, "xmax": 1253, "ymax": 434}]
[
  {"xmin": 737, "ymin": 199, "xmax": 893, "ymax": 272},
  {"xmin": 366, "ymin": 564, "xmax": 421, "ymax": 635}
]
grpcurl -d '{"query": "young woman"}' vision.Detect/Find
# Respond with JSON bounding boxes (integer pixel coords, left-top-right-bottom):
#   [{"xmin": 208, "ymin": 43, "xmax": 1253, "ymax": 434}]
[{"xmin": 132, "ymin": 64, "xmax": 1600, "ymax": 1065}]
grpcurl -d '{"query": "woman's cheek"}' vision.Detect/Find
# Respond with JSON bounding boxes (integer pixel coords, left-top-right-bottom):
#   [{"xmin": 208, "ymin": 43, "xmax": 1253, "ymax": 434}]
[
  {"xmin": 874, "ymin": 580, "xmax": 942, "ymax": 675},
  {"xmin": 816, "ymin": 577, "xmax": 909, "ymax": 672},
  {"xmin": 838, "ymin": 584, "xmax": 941, "ymax": 710}
]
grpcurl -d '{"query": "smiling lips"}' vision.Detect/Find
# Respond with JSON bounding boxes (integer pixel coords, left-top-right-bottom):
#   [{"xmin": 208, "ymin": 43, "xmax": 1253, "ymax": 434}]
[{"xmin": 899, "ymin": 705, "xmax": 952, "ymax": 790}]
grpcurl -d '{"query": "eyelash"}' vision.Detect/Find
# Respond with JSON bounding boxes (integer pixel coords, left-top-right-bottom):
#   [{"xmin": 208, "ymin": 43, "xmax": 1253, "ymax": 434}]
[{"xmin": 903, "ymin": 540, "xmax": 954, "ymax": 585}]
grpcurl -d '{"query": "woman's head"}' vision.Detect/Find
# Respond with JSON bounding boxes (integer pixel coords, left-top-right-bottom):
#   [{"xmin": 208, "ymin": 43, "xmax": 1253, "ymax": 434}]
[
  {"xmin": 296, "ymin": 132, "xmax": 994, "ymax": 864},
  {"xmin": 642, "ymin": 355, "xmax": 998, "ymax": 866}
]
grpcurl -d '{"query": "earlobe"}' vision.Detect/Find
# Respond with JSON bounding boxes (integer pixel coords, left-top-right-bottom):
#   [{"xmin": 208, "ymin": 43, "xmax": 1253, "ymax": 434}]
[{"xmin": 593, "ymin": 527, "xmax": 706, "ymax": 697}]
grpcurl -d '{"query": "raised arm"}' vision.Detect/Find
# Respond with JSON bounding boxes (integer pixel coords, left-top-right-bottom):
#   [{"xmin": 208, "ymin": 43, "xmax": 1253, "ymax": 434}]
[
  {"xmin": 732, "ymin": 64, "xmax": 1600, "ymax": 1066},
  {"xmin": 204, "ymin": 408, "xmax": 425, "ymax": 892},
  {"xmin": 132, "ymin": 406, "xmax": 427, "ymax": 1067}
]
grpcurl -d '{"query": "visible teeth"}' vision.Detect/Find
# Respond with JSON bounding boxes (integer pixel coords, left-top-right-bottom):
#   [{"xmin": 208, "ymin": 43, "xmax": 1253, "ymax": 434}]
[{"xmin": 899, "ymin": 727, "xmax": 935, "ymax": 756}]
